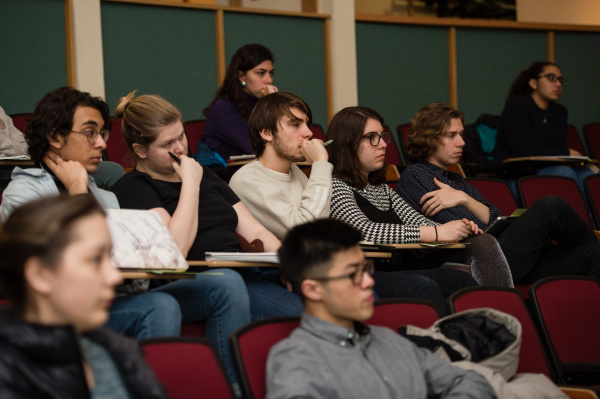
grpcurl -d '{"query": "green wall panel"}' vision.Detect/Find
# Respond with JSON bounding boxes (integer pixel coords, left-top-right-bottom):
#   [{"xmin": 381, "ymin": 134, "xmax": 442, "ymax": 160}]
[
  {"xmin": 223, "ymin": 13, "xmax": 327, "ymax": 128},
  {"xmin": 555, "ymin": 31, "xmax": 600, "ymax": 135},
  {"xmin": 0, "ymin": 0, "xmax": 67, "ymax": 114},
  {"xmin": 356, "ymin": 22, "xmax": 448, "ymax": 139},
  {"xmin": 456, "ymin": 29, "xmax": 546, "ymax": 122},
  {"xmin": 101, "ymin": 2, "xmax": 216, "ymax": 121}
]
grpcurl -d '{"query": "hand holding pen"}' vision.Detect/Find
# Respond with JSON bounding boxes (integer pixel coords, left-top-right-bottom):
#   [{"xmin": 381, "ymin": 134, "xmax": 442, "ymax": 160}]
[
  {"xmin": 169, "ymin": 152, "xmax": 203, "ymax": 185},
  {"xmin": 302, "ymin": 139, "xmax": 331, "ymax": 163}
]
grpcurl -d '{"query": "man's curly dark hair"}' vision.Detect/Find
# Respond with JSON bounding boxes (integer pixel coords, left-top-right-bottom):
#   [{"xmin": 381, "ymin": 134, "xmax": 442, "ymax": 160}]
[{"xmin": 25, "ymin": 87, "xmax": 111, "ymax": 163}]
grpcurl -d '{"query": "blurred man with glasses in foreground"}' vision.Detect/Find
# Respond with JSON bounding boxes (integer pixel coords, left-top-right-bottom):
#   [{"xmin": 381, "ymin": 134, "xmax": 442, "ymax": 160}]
[{"xmin": 267, "ymin": 218, "xmax": 494, "ymax": 399}]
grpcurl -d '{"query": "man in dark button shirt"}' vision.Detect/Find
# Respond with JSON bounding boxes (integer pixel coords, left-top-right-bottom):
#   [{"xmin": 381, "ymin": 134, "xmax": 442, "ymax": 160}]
[
  {"xmin": 397, "ymin": 102, "xmax": 600, "ymax": 284},
  {"xmin": 266, "ymin": 219, "xmax": 495, "ymax": 399}
]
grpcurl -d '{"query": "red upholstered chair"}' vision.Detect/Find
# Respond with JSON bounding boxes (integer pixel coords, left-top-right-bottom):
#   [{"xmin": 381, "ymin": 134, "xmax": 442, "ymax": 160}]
[
  {"xmin": 8, "ymin": 112, "xmax": 33, "ymax": 132},
  {"xmin": 229, "ymin": 317, "xmax": 300, "ymax": 399},
  {"xmin": 384, "ymin": 125, "xmax": 403, "ymax": 168},
  {"xmin": 183, "ymin": 119, "xmax": 206, "ymax": 155},
  {"xmin": 141, "ymin": 337, "xmax": 235, "ymax": 399},
  {"xmin": 585, "ymin": 174, "xmax": 600, "ymax": 228},
  {"xmin": 447, "ymin": 286, "xmax": 555, "ymax": 378},
  {"xmin": 567, "ymin": 125, "xmax": 587, "ymax": 156},
  {"xmin": 396, "ymin": 123, "xmax": 411, "ymax": 165},
  {"xmin": 309, "ymin": 123, "xmax": 325, "ymax": 141},
  {"xmin": 518, "ymin": 175, "xmax": 593, "ymax": 227},
  {"xmin": 583, "ymin": 122, "xmax": 600, "ymax": 160},
  {"xmin": 366, "ymin": 298, "xmax": 440, "ymax": 330},
  {"xmin": 529, "ymin": 276, "xmax": 600, "ymax": 385},
  {"xmin": 466, "ymin": 177, "xmax": 520, "ymax": 216},
  {"xmin": 104, "ymin": 118, "xmax": 135, "ymax": 169}
]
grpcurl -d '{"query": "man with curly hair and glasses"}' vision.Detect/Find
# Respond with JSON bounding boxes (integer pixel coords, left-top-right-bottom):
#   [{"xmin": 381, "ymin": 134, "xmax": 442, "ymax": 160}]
[{"xmin": 0, "ymin": 87, "xmax": 119, "ymax": 220}]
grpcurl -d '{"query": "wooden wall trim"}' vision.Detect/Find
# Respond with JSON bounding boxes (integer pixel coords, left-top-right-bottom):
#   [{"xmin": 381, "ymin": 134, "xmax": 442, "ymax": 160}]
[
  {"xmin": 447, "ymin": 26, "xmax": 458, "ymax": 109},
  {"xmin": 323, "ymin": 18, "xmax": 333, "ymax": 122},
  {"xmin": 546, "ymin": 30, "xmax": 555, "ymax": 62},
  {"xmin": 64, "ymin": 0, "xmax": 76, "ymax": 86},
  {"xmin": 102, "ymin": 0, "xmax": 330, "ymax": 19},
  {"xmin": 214, "ymin": 9, "xmax": 226, "ymax": 86},
  {"xmin": 355, "ymin": 13, "xmax": 600, "ymax": 32}
]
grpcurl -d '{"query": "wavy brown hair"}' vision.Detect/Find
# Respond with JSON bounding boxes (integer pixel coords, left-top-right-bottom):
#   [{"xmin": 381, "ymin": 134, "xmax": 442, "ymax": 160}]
[
  {"xmin": 407, "ymin": 102, "xmax": 464, "ymax": 163},
  {"xmin": 326, "ymin": 106, "xmax": 387, "ymax": 190}
]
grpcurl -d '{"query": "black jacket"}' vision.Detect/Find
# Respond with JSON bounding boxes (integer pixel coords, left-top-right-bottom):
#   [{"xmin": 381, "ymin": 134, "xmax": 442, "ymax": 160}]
[{"xmin": 0, "ymin": 313, "xmax": 168, "ymax": 399}]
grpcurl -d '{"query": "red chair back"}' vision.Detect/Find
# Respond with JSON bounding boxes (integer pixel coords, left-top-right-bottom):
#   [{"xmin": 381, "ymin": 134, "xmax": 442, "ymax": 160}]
[
  {"xmin": 229, "ymin": 317, "xmax": 300, "ymax": 399},
  {"xmin": 104, "ymin": 118, "xmax": 135, "ymax": 168},
  {"xmin": 566, "ymin": 125, "xmax": 587, "ymax": 156},
  {"xmin": 142, "ymin": 337, "xmax": 234, "ymax": 399},
  {"xmin": 466, "ymin": 177, "xmax": 519, "ymax": 216},
  {"xmin": 529, "ymin": 276, "xmax": 600, "ymax": 383},
  {"xmin": 518, "ymin": 175, "xmax": 592, "ymax": 227},
  {"xmin": 583, "ymin": 122, "xmax": 600, "ymax": 160},
  {"xmin": 585, "ymin": 174, "xmax": 600, "ymax": 228},
  {"xmin": 8, "ymin": 112, "xmax": 33, "ymax": 132},
  {"xmin": 396, "ymin": 123, "xmax": 410, "ymax": 165},
  {"xmin": 309, "ymin": 124, "xmax": 325, "ymax": 141},
  {"xmin": 366, "ymin": 298, "xmax": 439, "ymax": 330},
  {"xmin": 448, "ymin": 286, "xmax": 554, "ymax": 378},
  {"xmin": 183, "ymin": 119, "xmax": 206, "ymax": 155},
  {"xmin": 384, "ymin": 125, "xmax": 403, "ymax": 167}
]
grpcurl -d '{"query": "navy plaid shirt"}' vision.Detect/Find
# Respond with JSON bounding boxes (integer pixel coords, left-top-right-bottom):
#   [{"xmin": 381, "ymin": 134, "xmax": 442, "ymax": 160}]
[{"xmin": 397, "ymin": 161, "xmax": 502, "ymax": 230}]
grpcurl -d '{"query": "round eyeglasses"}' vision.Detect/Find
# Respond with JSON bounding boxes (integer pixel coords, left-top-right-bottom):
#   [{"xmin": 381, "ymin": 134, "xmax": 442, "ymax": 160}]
[
  {"xmin": 363, "ymin": 132, "xmax": 392, "ymax": 146},
  {"xmin": 310, "ymin": 260, "xmax": 375, "ymax": 286},
  {"xmin": 538, "ymin": 73, "xmax": 567, "ymax": 87},
  {"xmin": 70, "ymin": 128, "xmax": 110, "ymax": 144}
]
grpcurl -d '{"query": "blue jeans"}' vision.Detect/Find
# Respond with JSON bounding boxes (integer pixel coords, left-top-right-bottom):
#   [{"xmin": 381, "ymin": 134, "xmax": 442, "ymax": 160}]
[
  {"xmin": 240, "ymin": 269, "xmax": 304, "ymax": 321},
  {"xmin": 107, "ymin": 291, "xmax": 182, "ymax": 338},
  {"xmin": 107, "ymin": 268, "xmax": 250, "ymax": 384}
]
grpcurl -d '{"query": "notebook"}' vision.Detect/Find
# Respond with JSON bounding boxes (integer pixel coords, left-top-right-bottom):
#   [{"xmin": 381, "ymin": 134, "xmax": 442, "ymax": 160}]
[{"xmin": 105, "ymin": 209, "xmax": 188, "ymax": 271}]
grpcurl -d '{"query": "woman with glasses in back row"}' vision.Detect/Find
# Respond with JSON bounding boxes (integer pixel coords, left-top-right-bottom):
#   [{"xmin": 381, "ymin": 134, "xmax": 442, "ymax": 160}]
[{"xmin": 493, "ymin": 61, "xmax": 598, "ymax": 192}]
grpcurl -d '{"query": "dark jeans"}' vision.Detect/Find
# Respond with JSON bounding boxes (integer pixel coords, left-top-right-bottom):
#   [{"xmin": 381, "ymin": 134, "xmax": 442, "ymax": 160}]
[
  {"xmin": 373, "ymin": 268, "xmax": 478, "ymax": 317},
  {"xmin": 497, "ymin": 195, "xmax": 600, "ymax": 283}
]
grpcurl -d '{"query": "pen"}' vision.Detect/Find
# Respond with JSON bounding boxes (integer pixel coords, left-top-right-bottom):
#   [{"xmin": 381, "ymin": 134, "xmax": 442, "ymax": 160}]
[
  {"xmin": 168, "ymin": 152, "xmax": 181, "ymax": 164},
  {"xmin": 322, "ymin": 140, "xmax": 333, "ymax": 147}
]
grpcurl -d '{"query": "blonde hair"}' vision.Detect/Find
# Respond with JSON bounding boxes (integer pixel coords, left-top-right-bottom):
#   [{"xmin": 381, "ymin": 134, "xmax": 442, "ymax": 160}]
[{"xmin": 115, "ymin": 91, "xmax": 182, "ymax": 156}]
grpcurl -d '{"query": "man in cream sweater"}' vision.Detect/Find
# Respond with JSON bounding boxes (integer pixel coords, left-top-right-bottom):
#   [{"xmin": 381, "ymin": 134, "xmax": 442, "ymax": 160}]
[{"xmin": 229, "ymin": 92, "xmax": 332, "ymax": 239}]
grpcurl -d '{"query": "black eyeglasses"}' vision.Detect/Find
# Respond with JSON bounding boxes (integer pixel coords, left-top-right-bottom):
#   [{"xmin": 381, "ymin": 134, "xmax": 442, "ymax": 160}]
[
  {"xmin": 363, "ymin": 131, "xmax": 392, "ymax": 146},
  {"xmin": 69, "ymin": 128, "xmax": 110, "ymax": 145},
  {"xmin": 310, "ymin": 260, "xmax": 375, "ymax": 286},
  {"xmin": 538, "ymin": 73, "xmax": 567, "ymax": 87}
]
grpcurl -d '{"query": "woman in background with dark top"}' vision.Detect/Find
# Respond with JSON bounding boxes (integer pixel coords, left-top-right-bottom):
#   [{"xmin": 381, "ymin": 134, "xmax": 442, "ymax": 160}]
[
  {"xmin": 203, "ymin": 44, "xmax": 278, "ymax": 160},
  {"xmin": 0, "ymin": 195, "xmax": 167, "ymax": 398},
  {"xmin": 493, "ymin": 61, "xmax": 598, "ymax": 192}
]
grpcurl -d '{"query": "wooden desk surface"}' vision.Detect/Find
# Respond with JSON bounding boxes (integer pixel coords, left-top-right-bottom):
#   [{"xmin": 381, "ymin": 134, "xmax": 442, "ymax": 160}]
[
  {"xmin": 119, "ymin": 245, "xmax": 462, "ymax": 278},
  {"xmin": 503, "ymin": 156, "xmax": 599, "ymax": 164},
  {"xmin": 0, "ymin": 160, "xmax": 34, "ymax": 167}
]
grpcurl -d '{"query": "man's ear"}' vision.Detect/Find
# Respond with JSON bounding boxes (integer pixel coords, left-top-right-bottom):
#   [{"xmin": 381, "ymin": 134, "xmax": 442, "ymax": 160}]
[
  {"xmin": 301, "ymin": 279, "xmax": 324, "ymax": 302},
  {"xmin": 259, "ymin": 129, "xmax": 273, "ymax": 143},
  {"xmin": 46, "ymin": 130, "xmax": 64, "ymax": 150},
  {"xmin": 529, "ymin": 78, "xmax": 538, "ymax": 91},
  {"xmin": 24, "ymin": 257, "xmax": 53, "ymax": 296},
  {"xmin": 132, "ymin": 143, "xmax": 147, "ymax": 159}
]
